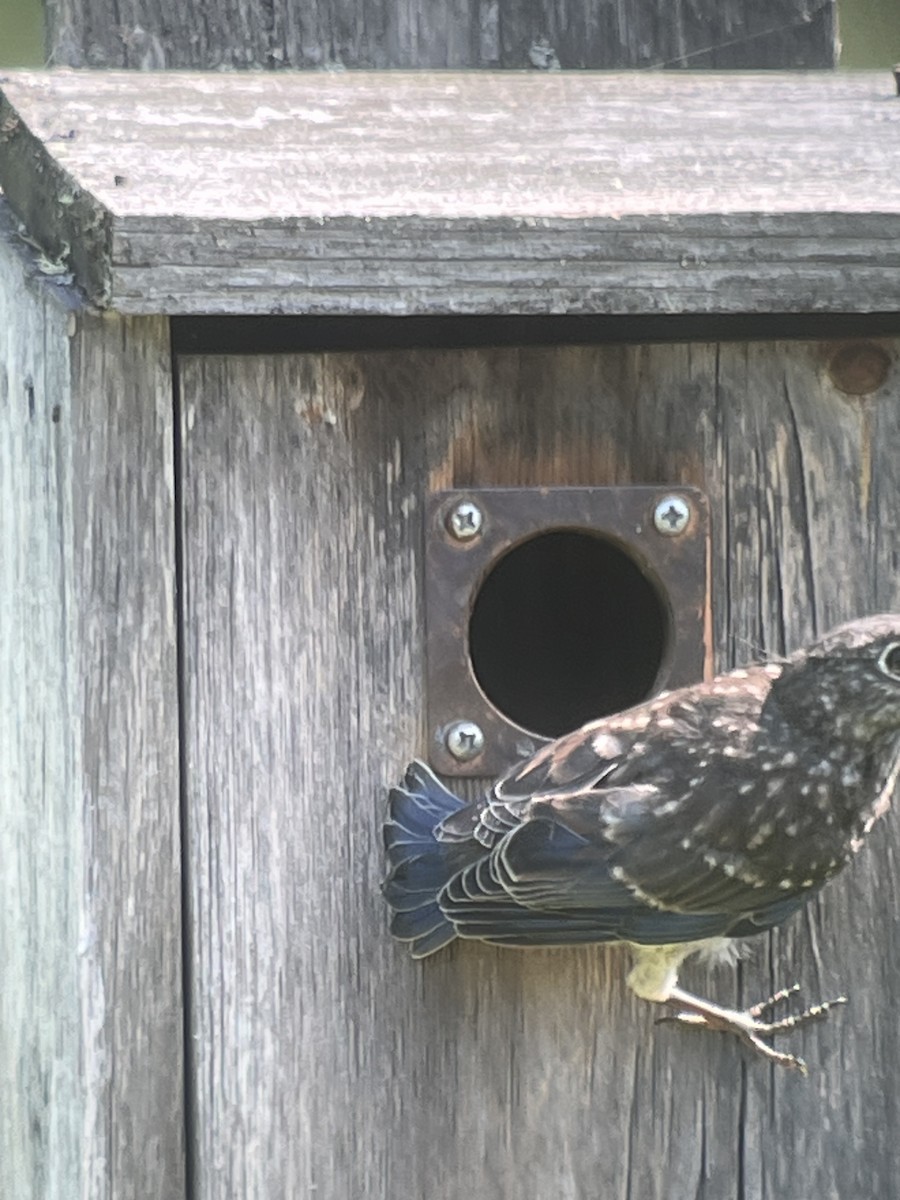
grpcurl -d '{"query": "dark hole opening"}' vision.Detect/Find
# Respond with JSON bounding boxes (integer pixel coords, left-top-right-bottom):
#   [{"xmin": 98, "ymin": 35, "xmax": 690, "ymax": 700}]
[{"xmin": 468, "ymin": 531, "xmax": 668, "ymax": 738}]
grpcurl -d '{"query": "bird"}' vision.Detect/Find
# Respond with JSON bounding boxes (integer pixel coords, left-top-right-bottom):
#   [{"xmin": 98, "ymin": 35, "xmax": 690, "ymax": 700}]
[{"xmin": 383, "ymin": 614, "xmax": 900, "ymax": 1072}]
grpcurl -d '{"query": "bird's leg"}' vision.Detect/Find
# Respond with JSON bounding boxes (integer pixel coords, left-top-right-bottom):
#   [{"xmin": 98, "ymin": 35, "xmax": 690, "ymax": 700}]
[{"xmin": 662, "ymin": 984, "xmax": 848, "ymax": 1073}]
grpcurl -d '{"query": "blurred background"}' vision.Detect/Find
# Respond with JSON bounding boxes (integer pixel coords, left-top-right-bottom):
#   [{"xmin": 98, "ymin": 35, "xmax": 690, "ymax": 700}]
[
  {"xmin": 0, "ymin": 0, "xmax": 897, "ymax": 70},
  {"xmin": 0, "ymin": 0, "xmax": 42, "ymax": 66},
  {"xmin": 838, "ymin": 0, "xmax": 900, "ymax": 64}
]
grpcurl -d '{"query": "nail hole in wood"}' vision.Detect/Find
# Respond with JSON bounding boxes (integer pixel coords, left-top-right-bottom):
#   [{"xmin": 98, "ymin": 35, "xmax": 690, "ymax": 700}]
[{"xmin": 827, "ymin": 341, "xmax": 892, "ymax": 396}]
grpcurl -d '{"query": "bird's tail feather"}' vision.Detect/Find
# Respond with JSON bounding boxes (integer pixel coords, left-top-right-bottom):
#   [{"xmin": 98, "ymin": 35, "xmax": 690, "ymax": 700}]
[{"xmin": 383, "ymin": 760, "xmax": 467, "ymax": 957}]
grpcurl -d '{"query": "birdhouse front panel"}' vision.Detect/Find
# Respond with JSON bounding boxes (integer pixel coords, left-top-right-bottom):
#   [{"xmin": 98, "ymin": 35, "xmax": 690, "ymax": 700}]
[
  {"xmin": 177, "ymin": 337, "xmax": 900, "ymax": 1200},
  {"xmin": 6, "ymin": 69, "xmax": 900, "ymax": 1200}
]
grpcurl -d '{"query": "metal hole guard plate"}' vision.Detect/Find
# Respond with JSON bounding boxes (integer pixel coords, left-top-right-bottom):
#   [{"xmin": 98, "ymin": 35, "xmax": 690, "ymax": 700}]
[{"xmin": 426, "ymin": 487, "xmax": 712, "ymax": 777}]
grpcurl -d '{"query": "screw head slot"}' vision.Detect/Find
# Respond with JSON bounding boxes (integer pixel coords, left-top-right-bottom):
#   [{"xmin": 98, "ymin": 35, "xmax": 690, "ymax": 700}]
[
  {"xmin": 446, "ymin": 500, "xmax": 484, "ymax": 542},
  {"xmin": 444, "ymin": 720, "xmax": 486, "ymax": 761},
  {"xmin": 653, "ymin": 495, "xmax": 691, "ymax": 536}
]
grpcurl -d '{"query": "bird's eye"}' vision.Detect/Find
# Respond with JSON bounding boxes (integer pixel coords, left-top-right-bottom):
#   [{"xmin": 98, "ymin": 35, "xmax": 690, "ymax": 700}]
[{"xmin": 877, "ymin": 642, "xmax": 900, "ymax": 681}]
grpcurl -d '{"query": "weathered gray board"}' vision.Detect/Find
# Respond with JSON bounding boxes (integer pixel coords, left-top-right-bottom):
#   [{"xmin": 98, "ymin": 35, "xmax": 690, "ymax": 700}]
[
  {"xmin": 179, "ymin": 340, "xmax": 900, "ymax": 1199},
  {"xmin": 0, "ymin": 214, "xmax": 185, "ymax": 1200},
  {"xmin": 46, "ymin": 0, "xmax": 836, "ymax": 70},
  {"xmin": 3, "ymin": 71, "xmax": 900, "ymax": 318}
]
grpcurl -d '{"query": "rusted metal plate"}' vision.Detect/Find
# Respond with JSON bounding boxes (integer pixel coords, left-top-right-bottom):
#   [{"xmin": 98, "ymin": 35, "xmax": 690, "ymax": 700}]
[{"xmin": 426, "ymin": 486, "xmax": 711, "ymax": 776}]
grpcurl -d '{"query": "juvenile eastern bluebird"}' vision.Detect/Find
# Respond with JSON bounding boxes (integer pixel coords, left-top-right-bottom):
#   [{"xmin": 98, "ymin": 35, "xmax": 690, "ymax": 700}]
[{"xmin": 383, "ymin": 615, "xmax": 900, "ymax": 1071}]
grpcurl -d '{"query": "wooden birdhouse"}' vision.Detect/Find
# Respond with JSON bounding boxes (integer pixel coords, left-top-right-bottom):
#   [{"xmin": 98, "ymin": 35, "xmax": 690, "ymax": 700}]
[{"xmin": 2, "ymin": 14, "xmax": 900, "ymax": 1198}]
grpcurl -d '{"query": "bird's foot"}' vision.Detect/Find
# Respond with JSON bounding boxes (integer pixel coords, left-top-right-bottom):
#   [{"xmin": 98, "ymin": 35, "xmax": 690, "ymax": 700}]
[{"xmin": 659, "ymin": 983, "xmax": 847, "ymax": 1073}]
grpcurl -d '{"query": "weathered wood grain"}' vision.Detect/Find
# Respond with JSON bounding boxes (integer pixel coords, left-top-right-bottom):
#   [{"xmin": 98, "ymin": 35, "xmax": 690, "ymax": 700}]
[
  {"xmin": 179, "ymin": 336, "xmax": 900, "ymax": 1198},
  {"xmin": 0, "ymin": 208, "xmax": 184, "ymax": 1200},
  {"xmin": 731, "ymin": 342, "xmax": 900, "ymax": 1200},
  {"xmin": 2, "ymin": 70, "xmax": 900, "ymax": 316},
  {"xmin": 43, "ymin": 0, "xmax": 835, "ymax": 69}
]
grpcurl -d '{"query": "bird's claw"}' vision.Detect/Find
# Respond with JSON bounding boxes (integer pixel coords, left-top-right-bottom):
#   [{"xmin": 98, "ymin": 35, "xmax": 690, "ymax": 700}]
[
  {"xmin": 659, "ymin": 984, "xmax": 848, "ymax": 1072},
  {"xmin": 746, "ymin": 983, "xmax": 802, "ymax": 1018},
  {"xmin": 747, "ymin": 987, "xmax": 848, "ymax": 1035}
]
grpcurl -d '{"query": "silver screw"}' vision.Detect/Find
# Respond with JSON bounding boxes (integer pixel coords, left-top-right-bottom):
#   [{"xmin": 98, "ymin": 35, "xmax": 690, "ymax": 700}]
[
  {"xmin": 446, "ymin": 499, "xmax": 484, "ymax": 542},
  {"xmin": 653, "ymin": 494, "xmax": 691, "ymax": 536},
  {"xmin": 444, "ymin": 719, "xmax": 485, "ymax": 762}
]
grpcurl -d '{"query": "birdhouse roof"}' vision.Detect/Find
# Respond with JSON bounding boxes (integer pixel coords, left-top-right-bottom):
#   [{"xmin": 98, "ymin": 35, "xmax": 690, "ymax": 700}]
[{"xmin": 2, "ymin": 70, "xmax": 900, "ymax": 316}]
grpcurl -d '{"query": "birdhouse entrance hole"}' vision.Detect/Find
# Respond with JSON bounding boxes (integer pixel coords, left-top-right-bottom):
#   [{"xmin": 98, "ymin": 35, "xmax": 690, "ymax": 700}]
[
  {"xmin": 426, "ymin": 487, "xmax": 711, "ymax": 776},
  {"xmin": 468, "ymin": 531, "xmax": 666, "ymax": 738}
]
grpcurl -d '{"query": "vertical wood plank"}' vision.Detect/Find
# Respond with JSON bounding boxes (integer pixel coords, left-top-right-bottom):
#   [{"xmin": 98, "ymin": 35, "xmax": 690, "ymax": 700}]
[
  {"xmin": 0, "ymin": 216, "xmax": 84, "ymax": 1200},
  {"xmin": 179, "ymin": 347, "xmax": 734, "ymax": 1200},
  {"xmin": 726, "ymin": 341, "xmax": 900, "ymax": 1200},
  {"xmin": 0, "ymin": 216, "xmax": 184, "ymax": 1200},
  {"xmin": 70, "ymin": 308, "xmax": 185, "ymax": 1200}
]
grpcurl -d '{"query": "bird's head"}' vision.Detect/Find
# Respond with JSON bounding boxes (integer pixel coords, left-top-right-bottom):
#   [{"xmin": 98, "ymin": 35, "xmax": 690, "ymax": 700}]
[{"xmin": 773, "ymin": 614, "xmax": 900, "ymax": 742}]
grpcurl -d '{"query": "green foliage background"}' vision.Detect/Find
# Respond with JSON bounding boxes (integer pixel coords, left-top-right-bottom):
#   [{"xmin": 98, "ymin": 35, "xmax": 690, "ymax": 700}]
[
  {"xmin": 0, "ymin": 0, "xmax": 897, "ymax": 70},
  {"xmin": 0, "ymin": 0, "xmax": 43, "ymax": 65},
  {"xmin": 838, "ymin": 0, "xmax": 900, "ymax": 66}
]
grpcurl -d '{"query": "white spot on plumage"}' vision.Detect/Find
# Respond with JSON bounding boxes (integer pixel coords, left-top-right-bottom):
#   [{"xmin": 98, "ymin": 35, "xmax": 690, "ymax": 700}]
[
  {"xmin": 815, "ymin": 786, "xmax": 832, "ymax": 811},
  {"xmin": 810, "ymin": 761, "xmax": 834, "ymax": 778},
  {"xmin": 613, "ymin": 714, "xmax": 648, "ymax": 731},
  {"xmin": 737, "ymin": 866, "xmax": 767, "ymax": 888},
  {"xmin": 592, "ymin": 732, "xmax": 623, "ymax": 759},
  {"xmin": 655, "ymin": 799, "xmax": 681, "ymax": 816},
  {"xmin": 747, "ymin": 821, "xmax": 774, "ymax": 849}
]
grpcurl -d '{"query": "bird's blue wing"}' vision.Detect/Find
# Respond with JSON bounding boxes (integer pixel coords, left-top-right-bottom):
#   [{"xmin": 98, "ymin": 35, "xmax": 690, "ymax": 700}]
[{"xmin": 437, "ymin": 815, "xmax": 738, "ymax": 946}]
